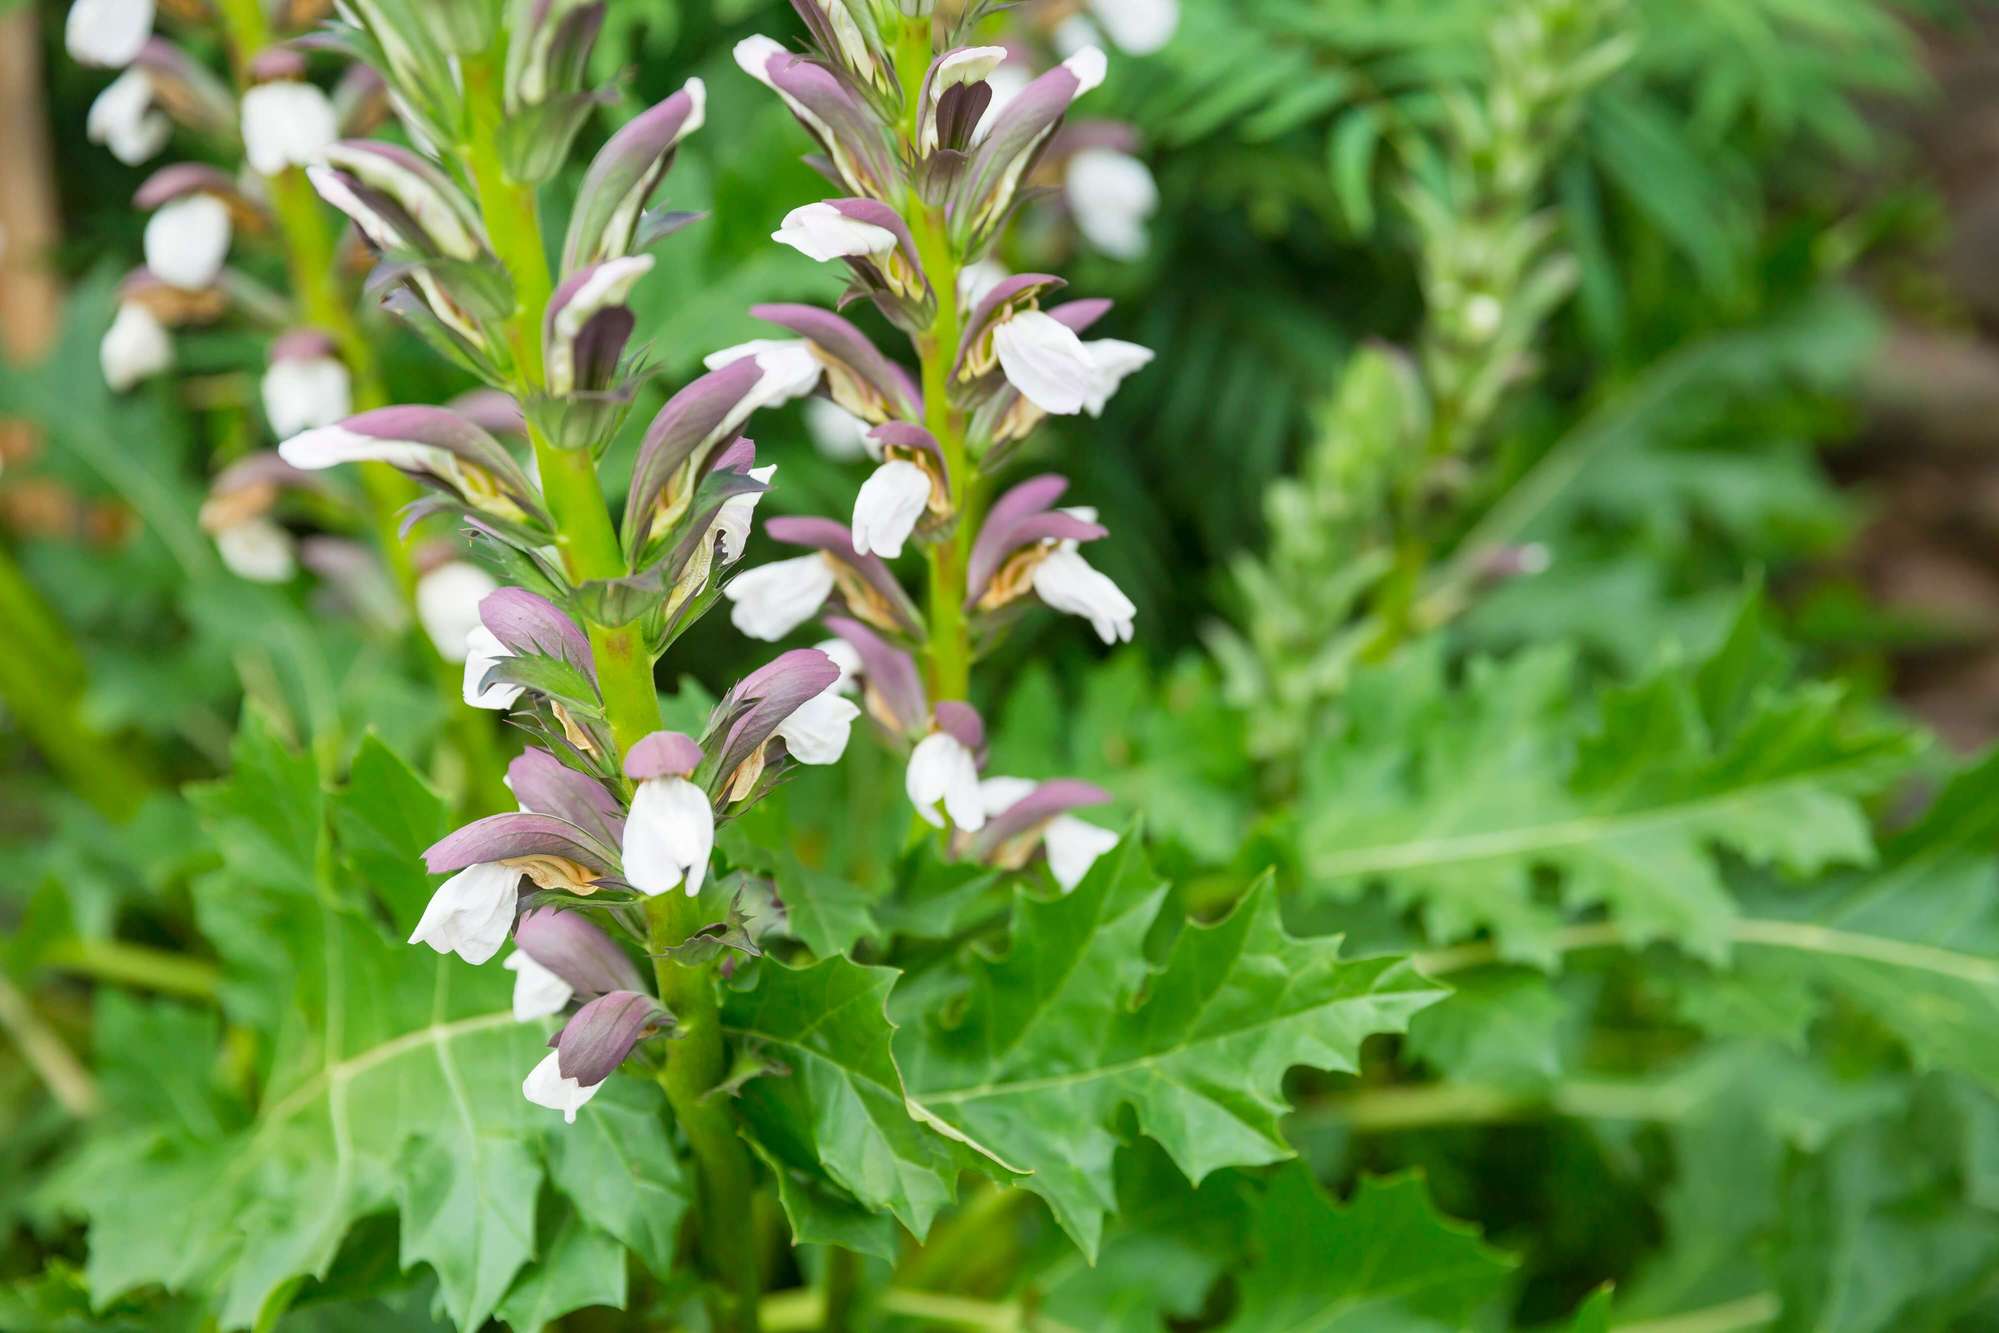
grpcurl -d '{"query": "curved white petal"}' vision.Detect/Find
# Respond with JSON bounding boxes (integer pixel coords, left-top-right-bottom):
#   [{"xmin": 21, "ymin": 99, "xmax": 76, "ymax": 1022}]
[
  {"xmin": 66, "ymin": 0, "xmax": 154, "ymax": 68},
  {"xmin": 804, "ymin": 398, "xmax": 872, "ymax": 462},
  {"xmin": 814, "ymin": 637, "xmax": 863, "ymax": 695},
  {"xmin": 261, "ymin": 356, "xmax": 353, "ymax": 440},
  {"xmin": 776, "ymin": 690, "xmax": 860, "ymax": 766},
  {"xmin": 906, "ymin": 732, "xmax": 985, "ymax": 832},
  {"xmin": 240, "ymin": 81, "xmax": 339, "ymax": 175},
  {"xmin": 1045, "ymin": 815, "xmax": 1120, "ymax": 891},
  {"xmin": 1065, "ymin": 149, "xmax": 1158, "ymax": 262},
  {"xmin": 773, "ymin": 202, "xmax": 898, "ymax": 263},
  {"xmin": 504, "ymin": 950, "xmax": 574, "ymax": 1022},
  {"xmin": 623, "ymin": 776, "xmax": 715, "ymax": 897},
  {"xmin": 416, "ymin": 562, "xmax": 499, "ymax": 663},
  {"xmin": 1089, "ymin": 0, "xmax": 1178, "ymax": 54},
  {"xmin": 214, "ymin": 517, "xmax": 297, "ymax": 584},
  {"xmin": 408, "ymin": 861, "xmax": 520, "ymax": 964},
  {"xmin": 1061, "ymin": 45, "xmax": 1109, "ymax": 97},
  {"xmin": 1031, "ymin": 546, "xmax": 1135, "ymax": 645},
  {"xmin": 87, "ymin": 68, "xmax": 169, "ymax": 165},
  {"xmin": 143, "ymin": 194, "xmax": 232, "ymax": 290},
  {"xmin": 723, "ymin": 554, "xmax": 836, "ymax": 642},
  {"xmin": 992, "ymin": 309, "xmax": 1100, "ymax": 416},
  {"xmin": 711, "ymin": 463, "xmax": 777, "ymax": 566},
  {"xmin": 462, "ymin": 624, "xmax": 525, "ymax": 710},
  {"xmin": 851, "ymin": 459, "xmax": 930, "ymax": 559},
  {"xmin": 704, "ymin": 338, "xmax": 827, "ymax": 410},
  {"xmin": 100, "ymin": 301, "xmax": 172, "ymax": 392},
  {"xmin": 522, "ymin": 1049, "xmax": 601, "ymax": 1123},
  {"xmin": 977, "ymin": 775, "xmax": 1038, "ymax": 818},
  {"xmin": 1079, "ymin": 338, "xmax": 1155, "ymax": 416}
]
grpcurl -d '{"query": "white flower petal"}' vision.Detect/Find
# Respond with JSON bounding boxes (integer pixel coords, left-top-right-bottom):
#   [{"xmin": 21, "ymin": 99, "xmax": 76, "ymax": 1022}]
[
  {"xmin": 1031, "ymin": 546, "xmax": 1135, "ymax": 645},
  {"xmin": 814, "ymin": 636, "xmax": 863, "ymax": 695},
  {"xmin": 977, "ymin": 775, "xmax": 1038, "ymax": 817},
  {"xmin": 906, "ymin": 732, "xmax": 985, "ymax": 832},
  {"xmin": 1078, "ymin": 337, "xmax": 1154, "ymax": 416},
  {"xmin": 504, "ymin": 950, "xmax": 574, "ymax": 1022},
  {"xmin": 100, "ymin": 301, "xmax": 171, "ymax": 392},
  {"xmin": 773, "ymin": 201, "xmax": 898, "ymax": 264},
  {"xmin": 804, "ymin": 398, "xmax": 872, "ymax": 462},
  {"xmin": 214, "ymin": 517, "xmax": 296, "ymax": 584},
  {"xmin": 408, "ymin": 861, "xmax": 520, "ymax": 964},
  {"xmin": 851, "ymin": 459, "xmax": 930, "ymax": 559},
  {"xmin": 240, "ymin": 81, "xmax": 338, "ymax": 175},
  {"xmin": 66, "ymin": 0, "xmax": 154, "ymax": 68},
  {"xmin": 704, "ymin": 338, "xmax": 826, "ymax": 410},
  {"xmin": 462, "ymin": 624, "xmax": 525, "ymax": 710},
  {"xmin": 1065, "ymin": 149, "xmax": 1158, "ymax": 262},
  {"xmin": 623, "ymin": 776, "xmax": 714, "ymax": 897},
  {"xmin": 522, "ymin": 1049, "xmax": 601, "ymax": 1123},
  {"xmin": 992, "ymin": 309, "xmax": 1100, "ymax": 416},
  {"xmin": 87, "ymin": 68, "xmax": 169, "ymax": 165},
  {"xmin": 1045, "ymin": 815, "xmax": 1120, "ymax": 891},
  {"xmin": 776, "ymin": 690, "xmax": 860, "ymax": 766},
  {"xmin": 1089, "ymin": 0, "xmax": 1178, "ymax": 55},
  {"xmin": 417, "ymin": 562, "xmax": 499, "ymax": 663},
  {"xmin": 1061, "ymin": 45, "xmax": 1109, "ymax": 98},
  {"xmin": 143, "ymin": 194, "xmax": 232, "ymax": 290},
  {"xmin": 261, "ymin": 355, "xmax": 353, "ymax": 439},
  {"xmin": 723, "ymin": 554, "xmax": 836, "ymax": 642},
  {"xmin": 711, "ymin": 463, "xmax": 776, "ymax": 566}
]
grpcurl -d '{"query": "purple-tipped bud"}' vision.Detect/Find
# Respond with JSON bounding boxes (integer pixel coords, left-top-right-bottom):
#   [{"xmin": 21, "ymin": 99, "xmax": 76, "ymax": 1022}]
[
  {"xmin": 625, "ymin": 731, "xmax": 704, "ymax": 781},
  {"xmin": 751, "ymin": 304, "xmax": 919, "ymax": 423},
  {"xmin": 623, "ymin": 358, "xmax": 766, "ymax": 551},
  {"xmin": 706, "ymin": 648, "xmax": 842, "ymax": 790},
  {"xmin": 315, "ymin": 141, "xmax": 487, "ymax": 261},
  {"xmin": 277, "ymin": 405, "xmax": 542, "ymax": 524},
  {"xmin": 543, "ymin": 255, "xmax": 651, "ymax": 396},
  {"xmin": 132, "ymin": 163, "xmax": 240, "ymax": 211},
  {"xmin": 934, "ymin": 700, "xmax": 985, "ymax": 755},
  {"xmin": 765, "ymin": 515, "xmax": 924, "ymax": 638},
  {"xmin": 825, "ymin": 616, "xmax": 927, "ymax": 740},
  {"xmin": 970, "ymin": 778, "xmax": 1110, "ymax": 856},
  {"xmin": 917, "ymin": 46, "xmax": 1008, "ymax": 156},
  {"xmin": 735, "ymin": 36, "xmax": 897, "ymax": 199},
  {"xmin": 552, "ymin": 989, "xmax": 669, "ymax": 1084},
  {"xmin": 955, "ymin": 49, "xmax": 1105, "ymax": 242},
  {"xmin": 424, "ymin": 811, "xmax": 619, "ymax": 878},
  {"xmin": 508, "ymin": 749, "xmax": 625, "ymax": 847},
  {"xmin": 509, "ymin": 0, "xmax": 607, "ymax": 109},
  {"xmin": 964, "ymin": 474, "xmax": 1107, "ymax": 608},
  {"xmin": 515, "ymin": 907, "xmax": 645, "ymax": 997},
  {"xmin": 562, "ymin": 82, "xmax": 707, "ymax": 274},
  {"xmin": 247, "ymin": 46, "xmax": 309, "ymax": 84},
  {"xmin": 480, "ymin": 588, "xmax": 596, "ymax": 676},
  {"xmin": 130, "ymin": 39, "xmax": 239, "ymax": 140}
]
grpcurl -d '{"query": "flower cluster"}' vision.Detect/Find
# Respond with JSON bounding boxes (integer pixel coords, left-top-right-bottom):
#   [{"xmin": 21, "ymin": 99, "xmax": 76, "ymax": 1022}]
[
  {"xmin": 716, "ymin": 1, "xmax": 1151, "ymax": 884},
  {"xmin": 257, "ymin": 0, "xmax": 866, "ymax": 1122}
]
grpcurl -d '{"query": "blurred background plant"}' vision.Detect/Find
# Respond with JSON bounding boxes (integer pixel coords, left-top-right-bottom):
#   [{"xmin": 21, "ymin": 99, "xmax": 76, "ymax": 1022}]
[{"xmin": 6, "ymin": 0, "xmax": 1999, "ymax": 1329}]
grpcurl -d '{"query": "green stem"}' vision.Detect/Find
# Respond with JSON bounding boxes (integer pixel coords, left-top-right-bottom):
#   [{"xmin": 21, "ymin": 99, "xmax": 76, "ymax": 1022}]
[
  {"xmin": 648, "ymin": 893, "xmax": 761, "ymax": 1332},
  {"xmin": 910, "ymin": 200, "xmax": 970, "ymax": 702},
  {"xmin": 1290, "ymin": 1077, "xmax": 1693, "ymax": 1134},
  {"xmin": 40, "ymin": 937, "xmax": 219, "ymax": 999},
  {"xmin": 0, "ymin": 972, "xmax": 98, "ymax": 1117},
  {"xmin": 821, "ymin": 1244, "xmax": 860, "ymax": 1333},
  {"xmin": 0, "ymin": 545, "xmax": 153, "ymax": 815},
  {"xmin": 898, "ymin": 1183, "xmax": 1029, "ymax": 1292},
  {"xmin": 460, "ymin": 51, "xmax": 658, "ymax": 753}
]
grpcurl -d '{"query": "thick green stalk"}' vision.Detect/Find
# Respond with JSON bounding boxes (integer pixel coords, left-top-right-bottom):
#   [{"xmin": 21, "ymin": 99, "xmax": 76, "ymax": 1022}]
[
  {"xmin": 460, "ymin": 44, "xmax": 759, "ymax": 1328},
  {"xmin": 647, "ymin": 893, "xmax": 762, "ymax": 1331},
  {"xmin": 459, "ymin": 53, "xmax": 659, "ymax": 753},
  {"xmin": 903, "ymin": 81, "xmax": 973, "ymax": 702}
]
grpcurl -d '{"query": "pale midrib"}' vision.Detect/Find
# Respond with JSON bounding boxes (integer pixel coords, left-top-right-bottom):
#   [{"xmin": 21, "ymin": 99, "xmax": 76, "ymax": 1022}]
[
  {"xmin": 915, "ymin": 985, "xmax": 1434, "ymax": 1106},
  {"xmin": 257, "ymin": 1009, "xmax": 519, "ymax": 1129},
  {"xmin": 1312, "ymin": 761, "xmax": 1876, "ymax": 879}
]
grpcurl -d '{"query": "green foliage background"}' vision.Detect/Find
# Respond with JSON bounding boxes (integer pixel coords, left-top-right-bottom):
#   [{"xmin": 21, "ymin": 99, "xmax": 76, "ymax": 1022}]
[{"xmin": 5, "ymin": 0, "xmax": 1999, "ymax": 1329}]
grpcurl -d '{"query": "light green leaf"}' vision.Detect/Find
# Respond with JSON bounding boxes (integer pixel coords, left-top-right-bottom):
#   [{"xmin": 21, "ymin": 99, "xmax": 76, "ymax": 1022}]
[
  {"xmin": 899, "ymin": 841, "xmax": 1444, "ymax": 1256},
  {"xmin": 494, "ymin": 1212, "xmax": 627, "ymax": 1333},
  {"xmin": 397, "ymin": 1134, "xmax": 542, "ymax": 1329},
  {"xmin": 545, "ymin": 1078, "xmax": 690, "ymax": 1280},
  {"xmin": 1301, "ymin": 597, "xmax": 1916, "ymax": 965},
  {"xmin": 1225, "ymin": 1168, "xmax": 1514, "ymax": 1331},
  {"xmin": 724, "ymin": 955, "xmax": 1008, "ymax": 1243}
]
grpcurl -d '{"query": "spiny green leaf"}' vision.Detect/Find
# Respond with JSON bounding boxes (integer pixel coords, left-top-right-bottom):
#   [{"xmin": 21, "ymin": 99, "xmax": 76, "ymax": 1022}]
[
  {"xmin": 1300, "ymin": 596, "xmax": 1917, "ymax": 965},
  {"xmin": 492, "ymin": 1211, "xmax": 627, "ymax": 1333},
  {"xmin": 723, "ymin": 954, "xmax": 1011, "ymax": 1243},
  {"xmin": 544, "ymin": 1078, "xmax": 689, "ymax": 1280},
  {"xmin": 899, "ymin": 840, "xmax": 1444, "ymax": 1256},
  {"xmin": 1224, "ymin": 1167, "xmax": 1514, "ymax": 1331}
]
